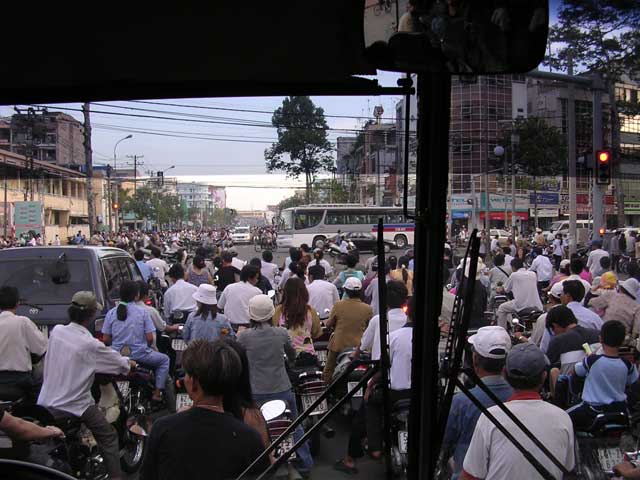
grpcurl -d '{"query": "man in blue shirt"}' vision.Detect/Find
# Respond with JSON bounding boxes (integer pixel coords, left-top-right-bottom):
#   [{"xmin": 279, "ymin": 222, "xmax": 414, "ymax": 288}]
[
  {"xmin": 567, "ymin": 320, "xmax": 639, "ymax": 432},
  {"xmin": 442, "ymin": 326, "xmax": 513, "ymax": 479},
  {"xmin": 134, "ymin": 249, "xmax": 152, "ymax": 282}
]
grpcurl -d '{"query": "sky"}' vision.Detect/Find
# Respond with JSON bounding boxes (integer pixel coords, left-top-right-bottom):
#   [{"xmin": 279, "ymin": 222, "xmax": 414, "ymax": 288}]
[
  {"xmin": 0, "ymin": 71, "xmax": 404, "ymax": 210},
  {"xmin": 0, "ymin": 2, "xmax": 563, "ymax": 210}
]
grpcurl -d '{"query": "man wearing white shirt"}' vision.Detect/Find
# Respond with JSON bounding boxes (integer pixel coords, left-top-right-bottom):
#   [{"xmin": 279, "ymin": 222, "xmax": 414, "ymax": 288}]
[
  {"xmin": 586, "ymin": 239, "xmax": 609, "ymax": 277},
  {"xmin": 218, "ymin": 265, "xmax": 262, "ymax": 328},
  {"xmin": 496, "ymin": 258, "xmax": 544, "ymax": 329},
  {"xmin": 146, "ymin": 246, "xmax": 170, "ymax": 289},
  {"xmin": 163, "ymin": 264, "xmax": 198, "ymax": 321},
  {"xmin": 38, "ymin": 292, "xmax": 133, "ymax": 480},
  {"xmin": 260, "ymin": 250, "xmax": 279, "ymax": 286},
  {"xmin": 228, "ymin": 247, "xmax": 246, "ymax": 271},
  {"xmin": 350, "ymin": 281, "xmax": 409, "ymax": 461},
  {"xmin": 560, "ymin": 279, "xmax": 603, "ymax": 331},
  {"xmin": 307, "ymin": 265, "xmax": 340, "ymax": 320},
  {"xmin": 529, "ymin": 248, "xmax": 554, "ymax": 291},
  {"xmin": 490, "ymin": 235, "xmax": 500, "ymax": 254}
]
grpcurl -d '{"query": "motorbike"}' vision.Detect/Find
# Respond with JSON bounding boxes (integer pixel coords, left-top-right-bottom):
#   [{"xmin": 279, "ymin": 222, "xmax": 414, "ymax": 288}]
[
  {"xmin": 331, "ymin": 349, "xmax": 371, "ymax": 416},
  {"xmin": 260, "ymin": 400, "xmax": 297, "ymax": 463},
  {"xmin": 41, "ymin": 373, "xmax": 149, "ymax": 479},
  {"xmin": 575, "ymin": 411, "xmax": 630, "ymax": 479},
  {"xmin": 324, "ymin": 240, "xmax": 357, "ymax": 265},
  {"xmin": 512, "ymin": 307, "xmax": 544, "ymax": 332},
  {"xmin": 390, "ymin": 398, "xmax": 410, "ymax": 478},
  {"xmin": 291, "ymin": 365, "xmax": 333, "ymax": 456}
]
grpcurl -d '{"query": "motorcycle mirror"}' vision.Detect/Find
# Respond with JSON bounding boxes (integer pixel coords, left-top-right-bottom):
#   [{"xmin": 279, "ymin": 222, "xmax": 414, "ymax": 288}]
[{"xmin": 260, "ymin": 400, "xmax": 287, "ymax": 422}]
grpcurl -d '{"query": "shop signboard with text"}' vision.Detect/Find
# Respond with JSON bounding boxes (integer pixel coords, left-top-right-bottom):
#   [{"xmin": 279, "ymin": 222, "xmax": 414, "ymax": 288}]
[{"xmin": 13, "ymin": 201, "xmax": 44, "ymax": 237}]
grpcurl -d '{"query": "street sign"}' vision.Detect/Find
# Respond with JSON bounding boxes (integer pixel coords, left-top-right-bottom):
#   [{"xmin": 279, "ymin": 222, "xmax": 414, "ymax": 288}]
[{"xmin": 13, "ymin": 201, "xmax": 44, "ymax": 237}]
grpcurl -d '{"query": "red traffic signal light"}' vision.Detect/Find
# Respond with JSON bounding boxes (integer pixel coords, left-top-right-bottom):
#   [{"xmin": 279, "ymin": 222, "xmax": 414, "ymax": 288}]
[{"xmin": 595, "ymin": 149, "xmax": 611, "ymax": 185}]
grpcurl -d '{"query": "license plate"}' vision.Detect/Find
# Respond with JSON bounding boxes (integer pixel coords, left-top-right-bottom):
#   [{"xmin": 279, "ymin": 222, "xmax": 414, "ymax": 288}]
[
  {"xmin": 301, "ymin": 394, "xmax": 328, "ymax": 416},
  {"xmin": 37, "ymin": 325, "xmax": 49, "ymax": 338},
  {"xmin": 398, "ymin": 431, "xmax": 408, "ymax": 454},
  {"xmin": 176, "ymin": 393, "xmax": 193, "ymax": 410},
  {"xmin": 275, "ymin": 435, "xmax": 296, "ymax": 460},
  {"xmin": 316, "ymin": 350, "xmax": 327, "ymax": 364},
  {"xmin": 597, "ymin": 447, "xmax": 624, "ymax": 472},
  {"xmin": 348, "ymin": 381, "xmax": 363, "ymax": 397},
  {"xmin": 172, "ymin": 339, "xmax": 187, "ymax": 351},
  {"xmin": 116, "ymin": 381, "xmax": 130, "ymax": 399}
]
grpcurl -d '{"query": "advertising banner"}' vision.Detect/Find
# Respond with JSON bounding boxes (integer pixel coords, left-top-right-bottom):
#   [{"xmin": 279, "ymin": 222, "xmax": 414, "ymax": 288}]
[
  {"xmin": 529, "ymin": 192, "xmax": 559, "ymax": 206},
  {"xmin": 13, "ymin": 201, "xmax": 44, "ymax": 237}
]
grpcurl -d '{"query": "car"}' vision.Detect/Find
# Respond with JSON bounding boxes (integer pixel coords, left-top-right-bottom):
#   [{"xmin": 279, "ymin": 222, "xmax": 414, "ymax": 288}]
[
  {"xmin": 231, "ymin": 226, "xmax": 252, "ymax": 244},
  {"xmin": 345, "ymin": 232, "xmax": 395, "ymax": 253},
  {"xmin": 489, "ymin": 229, "xmax": 512, "ymax": 247},
  {"xmin": 0, "ymin": 246, "xmax": 143, "ymax": 337}
]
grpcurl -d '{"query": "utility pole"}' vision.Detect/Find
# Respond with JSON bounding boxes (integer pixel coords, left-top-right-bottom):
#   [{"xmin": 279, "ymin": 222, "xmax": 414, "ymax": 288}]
[
  {"xmin": 567, "ymin": 56, "xmax": 578, "ymax": 255},
  {"xmin": 126, "ymin": 154, "xmax": 144, "ymax": 194},
  {"xmin": 592, "ymin": 73, "xmax": 605, "ymax": 235},
  {"xmin": 82, "ymin": 103, "xmax": 95, "ymax": 236}
]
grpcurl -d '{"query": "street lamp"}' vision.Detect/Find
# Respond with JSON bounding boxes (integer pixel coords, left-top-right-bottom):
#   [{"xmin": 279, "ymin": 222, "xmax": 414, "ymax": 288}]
[{"xmin": 112, "ymin": 134, "xmax": 133, "ymax": 232}]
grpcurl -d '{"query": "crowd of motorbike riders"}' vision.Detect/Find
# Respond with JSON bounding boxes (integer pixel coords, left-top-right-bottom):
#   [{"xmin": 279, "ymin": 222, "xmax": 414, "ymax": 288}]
[
  {"xmin": 0, "ymin": 227, "xmax": 418, "ymax": 480},
  {"xmin": 6, "ymin": 224, "xmax": 640, "ymax": 478}
]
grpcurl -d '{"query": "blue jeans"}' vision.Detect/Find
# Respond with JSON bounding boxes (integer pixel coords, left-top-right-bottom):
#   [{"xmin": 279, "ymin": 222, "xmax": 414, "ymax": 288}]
[
  {"xmin": 253, "ymin": 390, "xmax": 314, "ymax": 472},
  {"xmin": 135, "ymin": 350, "xmax": 170, "ymax": 390}
]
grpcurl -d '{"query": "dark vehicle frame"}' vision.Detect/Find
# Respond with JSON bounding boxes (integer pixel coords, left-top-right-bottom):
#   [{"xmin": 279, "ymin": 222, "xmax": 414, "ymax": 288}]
[
  {"xmin": 344, "ymin": 232, "xmax": 395, "ymax": 253},
  {"xmin": 0, "ymin": 246, "xmax": 143, "ymax": 335}
]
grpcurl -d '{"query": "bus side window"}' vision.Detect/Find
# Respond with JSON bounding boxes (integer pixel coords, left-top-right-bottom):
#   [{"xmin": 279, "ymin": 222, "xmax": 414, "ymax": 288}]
[{"xmin": 327, "ymin": 213, "xmax": 345, "ymax": 225}]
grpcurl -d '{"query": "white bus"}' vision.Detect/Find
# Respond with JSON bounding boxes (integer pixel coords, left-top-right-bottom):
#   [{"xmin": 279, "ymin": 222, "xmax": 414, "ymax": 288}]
[{"xmin": 275, "ymin": 204, "xmax": 415, "ymax": 250}]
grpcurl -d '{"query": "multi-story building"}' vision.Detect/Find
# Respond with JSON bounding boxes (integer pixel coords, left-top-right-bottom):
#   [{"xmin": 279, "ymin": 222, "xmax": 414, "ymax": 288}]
[
  {"xmin": 0, "ymin": 148, "xmax": 107, "ymax": 240},
  {"xmin": 177, "ymin": 182, "xmax": 214, "ymax": 214},
  {"xmin": 0, "ymin": 118, "xmax": 10, "ymax": 150},
  {"xmin": 9, "ymin": 111, "xmax": 85, "ymax": 167},
  {"xmin": 336, "ymin": 136, "xmax": 357, "ymax": 176}
]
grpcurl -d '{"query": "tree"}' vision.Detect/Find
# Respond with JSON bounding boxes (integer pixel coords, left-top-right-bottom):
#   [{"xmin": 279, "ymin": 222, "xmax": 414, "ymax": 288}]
[
  {"xmin": 265, "ymin": 96, "xmax": 335, "ymax": 204},
  {"xmin": 499, "ymin": 117, "xmax": 567, "ymax": 227},
  {"xmin": 546, "ymin": 0, "xmax": 640, "ymax": 224}
]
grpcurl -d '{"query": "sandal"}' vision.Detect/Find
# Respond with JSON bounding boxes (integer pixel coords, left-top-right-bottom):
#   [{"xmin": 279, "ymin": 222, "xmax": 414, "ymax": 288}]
[{"xmin": 333, "ymin": 460, "xmax": 358, "ymax": 475}]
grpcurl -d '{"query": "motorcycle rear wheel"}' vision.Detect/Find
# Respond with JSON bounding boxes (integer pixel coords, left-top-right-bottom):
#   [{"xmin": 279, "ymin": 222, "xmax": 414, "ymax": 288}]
[{"xmin": 120, "ymin": 429, "xmax": 147, "ymax": 473}]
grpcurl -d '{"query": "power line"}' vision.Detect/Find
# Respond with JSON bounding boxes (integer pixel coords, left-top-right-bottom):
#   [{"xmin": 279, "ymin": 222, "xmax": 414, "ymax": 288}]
[
  {"xmin": 92, "ymin": 123, "xmax": 279, "ymax": 141},
  {"xmin": 128, "ymin": 99, "xmax": 403, "ymax": 122}
]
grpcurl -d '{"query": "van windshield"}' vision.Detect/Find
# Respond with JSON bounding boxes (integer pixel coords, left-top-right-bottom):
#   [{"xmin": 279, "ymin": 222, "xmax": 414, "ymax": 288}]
[{"xmin": 0, "ymin": 260, "xmax": 91, "ymax": 305}]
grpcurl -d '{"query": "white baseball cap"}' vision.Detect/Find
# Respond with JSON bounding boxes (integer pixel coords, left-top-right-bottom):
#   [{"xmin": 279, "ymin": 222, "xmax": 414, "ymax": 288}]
[
  {"xmin": 344, "ymin": 277, "xmax": 363, "ymax": 291},
  {"xmin": 549, "ymin": 281, "xmax": 565, "ymax": 299},
  {"xmin": 192, "ymin": 284, "xmax": 217, "ymax": 306},
  {"xmin": 620, "ymin": 278, "xmax": 640, "ymax": 301},
  {"xmin": 468, "ymin": 326, "xmax": 511, "ymax": 359}
]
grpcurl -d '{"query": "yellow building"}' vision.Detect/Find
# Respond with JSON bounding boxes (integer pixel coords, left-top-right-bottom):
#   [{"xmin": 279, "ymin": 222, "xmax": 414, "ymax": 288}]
[{"xmin": 0, "ymin": 149, "xmax": 107, "ymax": 242}]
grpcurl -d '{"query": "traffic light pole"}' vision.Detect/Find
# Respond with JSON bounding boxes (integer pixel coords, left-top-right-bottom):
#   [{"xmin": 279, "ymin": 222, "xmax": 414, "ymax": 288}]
[{"xmin": 592, "ymin": 73, "xmax": 605, "ymax": 237}]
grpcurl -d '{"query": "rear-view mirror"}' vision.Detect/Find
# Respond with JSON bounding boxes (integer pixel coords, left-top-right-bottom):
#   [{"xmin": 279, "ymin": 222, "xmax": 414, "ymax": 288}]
[{"xmin": 364, "ymin": 0, "xmax": 549, "ymax": 74}]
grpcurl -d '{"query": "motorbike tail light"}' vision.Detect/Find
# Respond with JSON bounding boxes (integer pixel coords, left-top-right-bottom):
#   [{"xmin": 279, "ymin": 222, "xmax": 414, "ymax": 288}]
[
  {"xmin": 355, "ymin": 365, "xmax": 368, "ymax": 371},
  {"xmin": 145, "ymin": 299, "xmax": 152, "ymax": 306}
]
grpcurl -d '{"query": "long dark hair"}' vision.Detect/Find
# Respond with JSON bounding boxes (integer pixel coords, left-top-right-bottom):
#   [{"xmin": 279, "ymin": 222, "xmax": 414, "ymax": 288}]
[
  {"xmin": 282, "ymin": 277, "xmax": 309, "ymax": 330},
  {"xmin": 195, "ymin": 302, "xmax": 218, "ymax": 321},
  {"xmin": 117, "ymin": 280, "xmax": 140, "ymax": 321},
  {"xmin": 222, "ymin": 339, "xmax": 257, "ymax": 419}
]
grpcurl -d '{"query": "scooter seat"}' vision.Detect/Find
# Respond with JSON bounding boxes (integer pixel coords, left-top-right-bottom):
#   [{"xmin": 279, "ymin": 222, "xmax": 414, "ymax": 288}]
[
  {"xmin": 393, "ymin": 399, "xmax": 411, "ymax": 412},
  {"xmin": 585, "ymin": 411, "xmax": 629, "ymax": 435},
  {"xmin": 0, "ymin": 384, "xmax": 27, "ymax": 402},
  {"xmin": 516, "ymin": 307, "xmax": 543, "ymax": 318}
]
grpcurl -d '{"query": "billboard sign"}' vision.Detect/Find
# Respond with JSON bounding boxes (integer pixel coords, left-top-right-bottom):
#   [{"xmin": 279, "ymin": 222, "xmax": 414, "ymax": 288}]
[
  {"xmin": 13, "ymin": 201, "xmax": 44, "ymax": 237},
  {"xmin": 529, "ymin": 192, "xmax": 559, "ymax": 206}
]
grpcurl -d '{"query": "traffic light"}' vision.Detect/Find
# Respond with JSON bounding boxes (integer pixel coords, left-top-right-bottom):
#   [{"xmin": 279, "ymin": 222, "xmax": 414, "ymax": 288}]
[
  {"xmin": 599, "ymin": 227, "xmax": 605, "ymax": 236},
  {"xmin": 113, "ymin": 202, "xmax": 119, "ymax": 210},
  {"xmin": 595, "ymin": 150, "xmax": 611, "ymax": 185}
]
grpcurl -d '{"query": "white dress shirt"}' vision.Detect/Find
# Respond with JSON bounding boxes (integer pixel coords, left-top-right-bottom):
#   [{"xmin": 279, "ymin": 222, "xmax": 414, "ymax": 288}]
[
  {"xmin": 231, "ymin": 257, "xmax": 246, "ymax": 271},
  {"xmin": 261, "ymin": 261, "xmax": 279, "ymax": 286},
  {"xmin": 567, "ymin": 301, "xmax": 604, "ymax": 331},
  {"xmin": 307, "ymin": 279, "xmax": 340, "ymax": 319},
  {"xmin": 0, "ymin": 311, "xmax": 48, "ymax": 372},
  {"xmin": 529, "ymin": 255, "xmax": 553, "ymax": 282},
  {"xmin": 587, "ymin": 248, "xmax": 610, "ymax": 276},
  {"xmin": 38, "ymin": 322, "xmax": 130, "ymax": 417},
  {"xmin": 218, "ymin": 281, "xmax": 262, "ymax": 325},
  {"xmin": 146, "ymin": 257, "xmax": 170, "ymax": 288},
  {"xmin": 504, "ymin": 269, "xmax": 544, "ymax": 311},
  {"xmin": 360, "ymin": 308, "xmax": 407, "ymax": 360},
  {"xmin": 389, "ymin": 325, "xmax": 413, "ymax": 390},
  {"xmin": 163, "ymin": 279, "xmax": 198, "ymax": 319}
]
